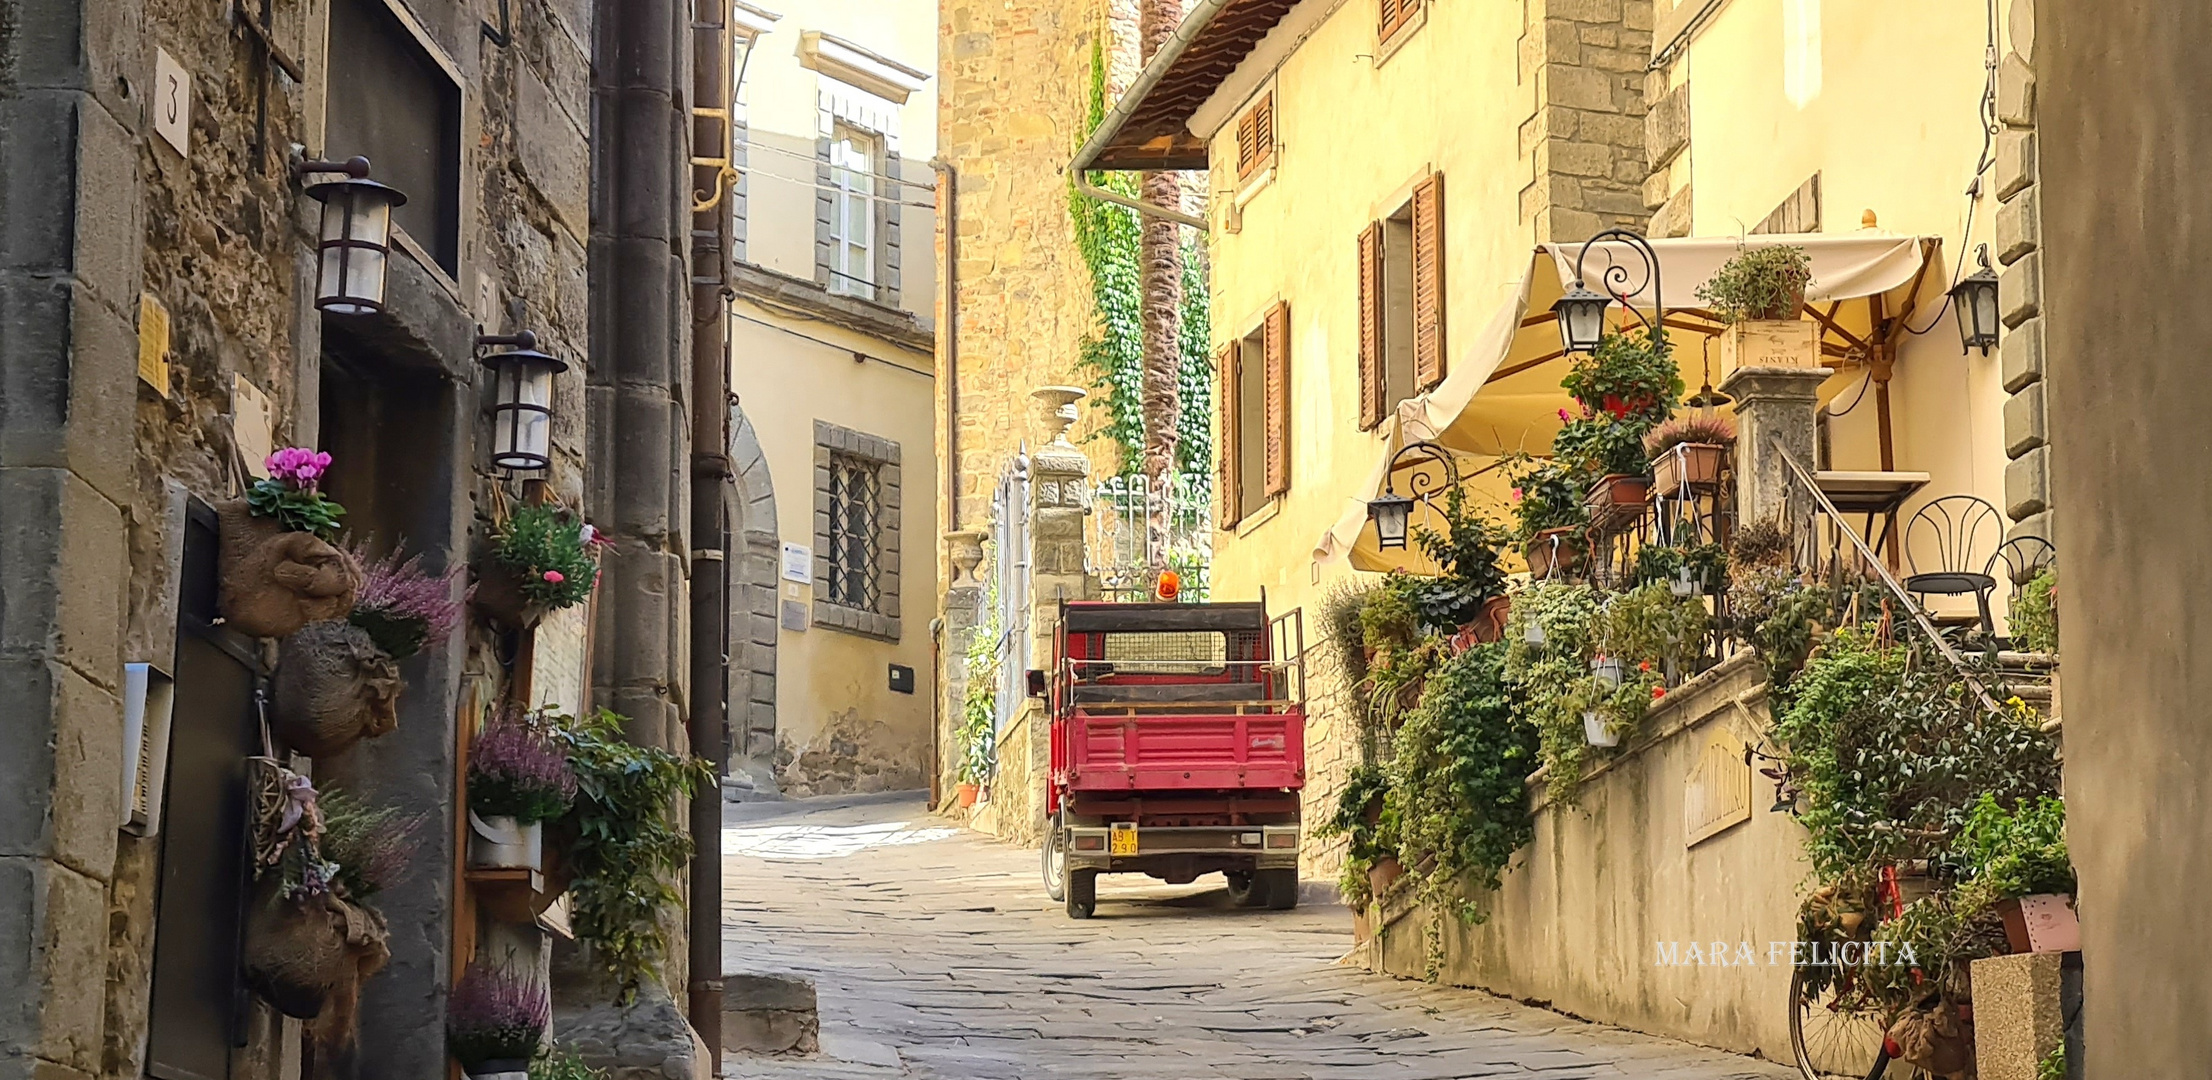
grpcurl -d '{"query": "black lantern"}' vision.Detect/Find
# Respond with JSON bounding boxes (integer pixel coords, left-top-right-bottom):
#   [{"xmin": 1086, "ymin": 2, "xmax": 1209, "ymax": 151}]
[
  {"xmin": 1551, "ymin": 283, "xmax": 1612, "ymax": 355},
  {"xmin": 477, "ymin": 330, "xmax": 568, "ymax": 471},
  {"xmin": 1554, "ymin": 229, "xmax": 1665, "ymax": 354},
  {"xmin": 299, "ymin": 156, "xmax": 407, "ymax": 316},
  {"xmin": 1367, "ymin": 491, "xmax": 1415, "ymax": 551},
  {"xmin": 1365, "ymin": 441, "xmax": 1461, "ymax": 552},
  {"xmin": 1951, "ymin": 244, "xmax": 2001, "ymax": 356}
]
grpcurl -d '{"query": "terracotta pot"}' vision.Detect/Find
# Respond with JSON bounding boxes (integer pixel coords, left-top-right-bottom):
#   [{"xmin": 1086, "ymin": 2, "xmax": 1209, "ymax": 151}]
[
  {"xmin": 271, "ymin": 620, "xmax": 402, "ymax": 758},
  {"xmin": 216, "ymin": 499, "xmax": 360, "ymax": 639},
  {"xmin": 956, "ymin": 782, "xmax": 980, "ymax": 808},
  {"xmin": 472, "ymin": 557, "xmax": 546, "ymax": 630},
  {"xmin": 1583, "ymin": 474, "xmax": 1652, "ymax": 531},
  {"xmin": 1464, "ymin": 595, "xmax": 1512, "ymax": 645},
  {"xmin": 1651, "ymin": 443, "xmax": 1728, "ymax": 496},
  {"xmin": 1749, "ymin": 285, "xmax": 1806, "ymax": 322},
  {"xmin": 1366, "ymin": 855, "xmax": 1404, "ymax": 897},
  {"xmin": 1525, "ymin": 527, "xmax": 1584, "ymax": 580}
]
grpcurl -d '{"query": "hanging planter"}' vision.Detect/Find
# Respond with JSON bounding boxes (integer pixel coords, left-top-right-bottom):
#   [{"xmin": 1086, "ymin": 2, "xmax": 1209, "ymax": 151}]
[
  {"xmin": 347, "ymin": 542, "xmax": 466, "ymax": 662},
  {"xmin": 1582, "ymin": 474, "xmax": 1651, "ymax": 532},
  {"xmin": 477, "ymin": 502, "xmax": 603, "ymax": 629},
  {"xmin": 465, "ymin": 709, "xmax": 577, "ymax": 874},
  {"xmin": 272, "ymin": 620, "xmax": 402, "ymax": 757},
  {"xmin": 217, "ymin": 448, "xmax": 362, "ymax": 639},
  {"xmin": 243, "ymin": 879, "xmax": 389, "ymax": 1022},
  {"xmin": 1524, "ymin": 527, "xmax": 1584, "ymax": 580},
  {"xmin": 1582, "ymin": 710, "xmax": 1620, "ymax": 748},
  {"xmin": 446, "ymin": 961, "xmax": 549, "ymax": 1080}
]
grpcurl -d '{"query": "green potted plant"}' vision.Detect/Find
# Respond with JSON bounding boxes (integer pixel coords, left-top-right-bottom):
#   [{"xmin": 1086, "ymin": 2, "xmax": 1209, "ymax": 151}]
[
  {"xmin": 1696, "ymin": 244, "xmax": 1813, "ymax": 323},
  {"xmin": 445, "ymin": 961, "xmax": 549, "ymax": 1080},
  {"xmin": 1556, "ymin": 330, "xmax": 1682, "ymax": 528},
  {"xmin": 478, "ymin": 503, "xmax": 604, "ymax": 628},
  {"xmin": 467, "ymin": 710, "xmax": 579, "ymax": 871},
  {"xmin": 1644, "ymin": 415, "xmax": 1735, "ymax": 495},
  {"xmin": 1502, "ymin": 454, "xmax": 1588, "ymax": 579},
  {"xmin": 219, "ymin": 447, "xmax": 362, "ymax": 639}
]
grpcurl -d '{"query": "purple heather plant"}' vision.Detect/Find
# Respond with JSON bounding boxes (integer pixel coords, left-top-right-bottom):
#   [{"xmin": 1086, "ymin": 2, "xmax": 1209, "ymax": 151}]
[
  {"xmin": 347, "ymin": 541, "xmax": 468, "ymax": 660},
  {"xmin": 316, "ymin": 789, "xmax": 428, "ymax": 900},
  {"xmin": 468, "ymin": 710, "xmax": 579, "ymax": 824},
  {"xmin": 445, "ymin": 962, "xmax": 550, "ymax": 1068}
]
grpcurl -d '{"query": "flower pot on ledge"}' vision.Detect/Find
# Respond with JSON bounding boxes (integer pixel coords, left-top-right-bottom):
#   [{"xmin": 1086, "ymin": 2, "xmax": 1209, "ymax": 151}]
[
  {"xmin": 1651, "ymin": 443, "xmax": 1728, "ymax": 496},
  {"xmin": 468, "ymin": 812, "xmax": 545, "ymax": 870}
]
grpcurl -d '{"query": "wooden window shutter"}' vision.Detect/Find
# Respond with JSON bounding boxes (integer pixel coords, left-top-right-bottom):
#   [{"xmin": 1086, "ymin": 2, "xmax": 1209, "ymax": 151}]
[
  {"xmin": 1263, "ymin": 302, "xmax": 1291, "ymax": 497},
  {"xmin": 1216, "ymin": 342, "xmax": 1240, "ymax": 525},
  {"xmin": 1412, "ymin": 171, "xmax": 1446, "ymax": 390},
  {"xmin": 1236, "ymin": 93, "xmax": 1274, "ymax": 180},
  {"xmin": 1381, "ymin": 0, "xmax": 1417, "ymax": 40},
  {"xmin": 1358, "ymin": 221, "xmax": 1385, "ymax": 429}
]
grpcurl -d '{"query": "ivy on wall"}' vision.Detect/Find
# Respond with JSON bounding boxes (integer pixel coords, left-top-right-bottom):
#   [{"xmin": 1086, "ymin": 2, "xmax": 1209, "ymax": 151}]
[{"xmin": 1069, "ymin": 40, "xmax": 1212, "ymax": 477}]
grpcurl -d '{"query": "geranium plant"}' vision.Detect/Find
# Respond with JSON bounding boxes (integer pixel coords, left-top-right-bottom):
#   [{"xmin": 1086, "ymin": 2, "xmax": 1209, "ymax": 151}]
[
  {"xmin": 248, "ymin": 447, "xmax": 347, "ymax": 539},
  {"xmin": 492, "ymin": 504, "xmax": 602, "ymax": 610},
  {"xmin": 445, "ymin": 961, "xmax": 549, "ymax": 1071},
  {"xmin": 469, "ymin": 710, "xmax": 579, "ymax": 824},
  {"xmin": 1695, "ymin": 244, "xmax": 1813, "ymax": 323},
  {"xmin": 1500, "ymin": 452, "xmax": 1589, "ymax": 542},
  {"xmin": 1559, "ymin": 330, "xmax": 1681, "ymax": 423},
  {"xmin": 348, "ymin": 543, "xmax": 468, "ymax": 660}
]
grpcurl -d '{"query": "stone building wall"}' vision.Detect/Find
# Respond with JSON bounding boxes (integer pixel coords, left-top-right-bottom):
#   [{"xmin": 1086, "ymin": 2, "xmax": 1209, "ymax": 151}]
[
  {"xmin": 1519, "ymin": 0, "xmax": 1657, "ymax": 243},
  {"xmin": 1994, "ymin": 0, "xmax": 2052, "ymax": 548}
]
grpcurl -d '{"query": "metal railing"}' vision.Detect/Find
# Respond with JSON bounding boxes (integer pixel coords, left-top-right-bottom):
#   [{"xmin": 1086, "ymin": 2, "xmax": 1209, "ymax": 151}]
[
  {"xmin": 990, "ymin": 455, "xmax": 1032, "ymax": 733},
  {"xmin": 1090, "ymin": 471, "xmax": 1213, "ymax": 601}
]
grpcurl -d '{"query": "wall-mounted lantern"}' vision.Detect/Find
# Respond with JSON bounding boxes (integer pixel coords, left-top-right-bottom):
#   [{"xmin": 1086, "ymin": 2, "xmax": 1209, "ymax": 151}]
[
  {"xmin": 1950, "ymin": 244, "xmax": 2002, "ymax": 356},
  {"xmin": 476, "ymin": 330, "xmax": 567, "ymax": 471},
  {"xmin": 1366, "ymin": 440, "xmax": 1462, "ymax": 552},
  {"xmin": 1552, "ymin": 228, "xmax": 1665, "ymax": 355},
  {"xmin": 298, "ymin": 156, "xmax": 407, "ymax": 316}
]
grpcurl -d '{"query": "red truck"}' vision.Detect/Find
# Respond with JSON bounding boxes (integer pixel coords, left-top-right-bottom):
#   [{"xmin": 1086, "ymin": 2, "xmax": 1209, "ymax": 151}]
[{"xmin": 1036, "ymin": 600, "xmax": 1307, "ymax": 918}]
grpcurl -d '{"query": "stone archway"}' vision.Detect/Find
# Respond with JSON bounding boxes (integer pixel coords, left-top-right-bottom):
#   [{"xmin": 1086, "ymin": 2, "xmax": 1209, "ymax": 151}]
[{"xmin": 728, "ymin": 406, "xmax": 781, "ymax": 791}]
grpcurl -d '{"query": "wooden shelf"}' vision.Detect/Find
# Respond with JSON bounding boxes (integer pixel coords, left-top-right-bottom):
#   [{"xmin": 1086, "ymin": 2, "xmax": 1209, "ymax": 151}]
[{"xmin": 465, "ymin": 865, "xmax": 548, "ymax": 925}]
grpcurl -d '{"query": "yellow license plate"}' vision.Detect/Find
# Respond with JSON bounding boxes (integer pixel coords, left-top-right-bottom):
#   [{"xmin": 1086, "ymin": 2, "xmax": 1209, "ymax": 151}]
[{"xmin": 1108, "ymin": 825, "xmax": 1138, "ymax": 856}]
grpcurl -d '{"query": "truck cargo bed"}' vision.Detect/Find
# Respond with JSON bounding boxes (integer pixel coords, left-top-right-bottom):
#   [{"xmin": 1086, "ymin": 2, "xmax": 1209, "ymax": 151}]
[{"xmin": 1062, "ymin": 709, "xmax": 1304, "ymax": 791}]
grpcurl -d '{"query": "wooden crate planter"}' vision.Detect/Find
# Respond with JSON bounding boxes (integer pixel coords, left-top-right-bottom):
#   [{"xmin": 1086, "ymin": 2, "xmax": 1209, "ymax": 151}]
[{"xmin": 1719, "ymin": 318, "xmax": 1821, "ymax": 373}]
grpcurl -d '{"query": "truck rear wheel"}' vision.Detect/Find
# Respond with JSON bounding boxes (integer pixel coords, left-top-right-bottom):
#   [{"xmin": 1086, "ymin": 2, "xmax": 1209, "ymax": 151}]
[
  {"xmin": 1225, "ymin": 870, "xmax": 1269, "ymax": 908},
  {"xmin": 1065, "ymin": 869, "xmax": 1097, "ymax": 919},
  {"xmin": 1258, "ymin": 868, "xmax": 1299, "ymax": 910},
  {"xmin": 1042, "ymin": 814, "xmax": 1067, "ymax": 902}
]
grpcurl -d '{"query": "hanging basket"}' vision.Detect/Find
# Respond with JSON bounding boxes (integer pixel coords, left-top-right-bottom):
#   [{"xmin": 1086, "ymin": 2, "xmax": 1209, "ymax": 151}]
[
  {"xmin": 1651, "ymin": 443, "xmax": 1729, "ymax": 496},
  {"xmin": 471, "ymin": 557, "xmax": 547, "ymax": 630},
  {"xmin": 216, "ymin": 499, "xmax": 361, "ymax": 639},
  {"xmin": 242, "ymin": 878, "xmax": 389, "ymax": 1034},
  {"xmin": 272, "ymin": 620, "xmax": 402, "ymax": 758},
  {"xmin": 1525, "ymin": 527, "xmax": 1584, "ymax": 580}
]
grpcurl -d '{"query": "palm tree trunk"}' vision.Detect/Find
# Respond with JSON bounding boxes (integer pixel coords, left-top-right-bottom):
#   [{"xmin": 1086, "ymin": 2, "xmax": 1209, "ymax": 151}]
[{"xmin": 1138, "ymin": 0, "xmax": 1184, "ymax": 574}]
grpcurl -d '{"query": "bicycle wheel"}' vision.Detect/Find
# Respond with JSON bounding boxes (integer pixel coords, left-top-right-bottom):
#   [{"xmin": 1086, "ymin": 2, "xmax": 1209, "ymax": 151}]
[{"xmin": 1788, "ymin": 966, "xmax": 1899, "ymax": 1080}]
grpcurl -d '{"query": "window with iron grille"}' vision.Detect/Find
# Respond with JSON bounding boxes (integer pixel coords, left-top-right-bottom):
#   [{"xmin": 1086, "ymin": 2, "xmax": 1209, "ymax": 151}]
[
  {"xmin": 828, "ymin": 452, "xmax": 882, "ymax": 610},
  {"xmin": 812, "ymin": 420, "xmax": 902, "ymax": 640}
]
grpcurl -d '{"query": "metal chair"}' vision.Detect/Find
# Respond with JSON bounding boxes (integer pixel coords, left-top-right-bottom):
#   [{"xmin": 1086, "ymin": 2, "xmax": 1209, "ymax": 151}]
[
  {"xmin": 1902, "ymin": 495, "xmax": 2004, "ymax": 636},
  {"xmin": 1987, "ymin": 535, "xmax": 2056, "ymax": 647}
]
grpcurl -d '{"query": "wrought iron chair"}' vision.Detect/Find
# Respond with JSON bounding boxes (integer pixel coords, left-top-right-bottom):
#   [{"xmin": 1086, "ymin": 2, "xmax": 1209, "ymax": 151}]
[
  {"xmin": 1987, "ymin": 535, "xmax": 2057, "ymax": 647},
  {"xmin": 1902, "ymin": 495, "xmax": 2005, "ymax": 636}
]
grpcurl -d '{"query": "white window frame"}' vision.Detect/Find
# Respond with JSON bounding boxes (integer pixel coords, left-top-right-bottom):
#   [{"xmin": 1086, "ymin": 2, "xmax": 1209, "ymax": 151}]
[{"xmin": 827, "ymin": 122, "xmax": 879, "ymax": 299}]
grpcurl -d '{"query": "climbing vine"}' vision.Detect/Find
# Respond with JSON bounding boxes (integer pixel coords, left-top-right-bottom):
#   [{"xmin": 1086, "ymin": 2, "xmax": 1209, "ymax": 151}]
[{"xmin": 1069, "ymin": 40, "xmax": 1213, "ymax": 477}]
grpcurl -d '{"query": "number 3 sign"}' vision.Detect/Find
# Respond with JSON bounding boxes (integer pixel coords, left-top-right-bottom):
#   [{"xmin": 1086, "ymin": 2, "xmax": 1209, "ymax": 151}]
[{"xmin": 153, "ymin": 48, "xmax": 190, "ymax": 157}]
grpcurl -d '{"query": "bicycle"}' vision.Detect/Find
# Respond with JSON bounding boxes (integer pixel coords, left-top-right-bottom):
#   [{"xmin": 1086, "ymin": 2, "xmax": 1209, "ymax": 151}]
[{"xmin": 1786, "ymin": 965, "xmax": 1929, "ymax": 1080}]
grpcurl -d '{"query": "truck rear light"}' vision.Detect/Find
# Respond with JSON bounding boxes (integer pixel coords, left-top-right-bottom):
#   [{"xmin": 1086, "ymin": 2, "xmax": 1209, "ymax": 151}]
[
  {"xmin": 1265, "ymin": 831, "xmax": 1299, "ymax": 849},
  {"xmin": 1073, "ymin": 834, "xmax": 1105, "ymax": 851},
  {"xmin": 1239, "ymin": 832, "xmax": 1263, "ymax": 846}
]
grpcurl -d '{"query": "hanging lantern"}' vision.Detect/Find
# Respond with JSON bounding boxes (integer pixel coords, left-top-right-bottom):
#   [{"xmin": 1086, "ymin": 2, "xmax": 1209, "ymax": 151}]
[
  {"xmin": 298, "ymin": 156, "xmax": 407, "ymax": 316},
  {"xmin": 1551, "ymin": 282, "xmax": 1611, "ymax": 355},
  {"xmin": 1951, "ymin": 244, "xmax": 2002, "ymax": 356},
  {"xmin": 1366, "ymin": 491, "xmax": 1415, "ymax": 551},
  {"xmin": 477, "ymin": 331, "xmax": 567, "ymax": 471}
]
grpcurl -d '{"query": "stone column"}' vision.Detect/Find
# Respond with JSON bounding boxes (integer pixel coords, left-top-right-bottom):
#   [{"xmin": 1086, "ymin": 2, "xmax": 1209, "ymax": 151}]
[
  {"xmin": 938, "ymin": 530, "xmax": 987, "ymax": 806},
  {"xmin": 1010, "ymin": 387, "xmax": 1097, "ymax": 843},
  {"xmin": 1970, "ymin": 953, "xmax": 2069, "ymax": 1080},
  {"xmin": 1719, "ymin": 366, "xmax": 1829, "ymax": 529}
]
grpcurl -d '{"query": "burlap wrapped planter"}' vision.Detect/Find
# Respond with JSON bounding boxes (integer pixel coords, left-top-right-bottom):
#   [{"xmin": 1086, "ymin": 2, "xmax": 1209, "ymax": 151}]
[
  {"xmin": 272, "ymin": 620, "xmax": 402, "ymax": 757},
  {"xmin": 471, "ymin": 557, "xmax": 546, "ymax": 630},
  {"xmin": 242, "ymin": 879, "xmax": 391, "ymax": 1025},
  {"xmin": 216, "ymin": 499, "xmax": 361, "ymax": 639}
]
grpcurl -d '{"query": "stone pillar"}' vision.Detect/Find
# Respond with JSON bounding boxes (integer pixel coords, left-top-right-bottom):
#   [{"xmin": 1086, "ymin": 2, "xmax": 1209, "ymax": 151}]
[
  {"xmin": 1719, "ymin": 366, "xmax": 1830, "ymax": 528},
  {"xmin": 1027, "ymin": 387, "xmax": 1098, "ymax": 661},
  {"xmin": 1995, "ymin": 0, "xmax": 2054, "ymax": 548},
  {"xmin": 938, "ymin": 530, "xmax": 987, "ymax": 806},
  {"xmin": 1970, "ymin": 953, "xmax": 2067, "ymax": 1080},
  {"xmin": 1517, "ymin": 0, "xmax": 1657, "ymax": 243}
]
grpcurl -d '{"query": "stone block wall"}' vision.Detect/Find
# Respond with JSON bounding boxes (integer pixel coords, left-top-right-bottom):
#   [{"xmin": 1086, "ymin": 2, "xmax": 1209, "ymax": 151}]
[
  {"xmin": 1519, "ymin": 0, "xmax": 1658, "ymax": 243},
  {"xmin": 1995, "ymin": 1, "xmax": 2053, "ymax": 548}
]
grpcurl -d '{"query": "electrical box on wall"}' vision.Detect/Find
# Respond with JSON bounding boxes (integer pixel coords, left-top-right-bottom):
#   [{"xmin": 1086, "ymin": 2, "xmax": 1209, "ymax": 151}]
[
  {"xmin": 888, "ymin": 664, "xmax": 914, "ymax": 694},
  {"xmin": 120, "ymin": 662, "xmax": 177, "ymax": 835}
]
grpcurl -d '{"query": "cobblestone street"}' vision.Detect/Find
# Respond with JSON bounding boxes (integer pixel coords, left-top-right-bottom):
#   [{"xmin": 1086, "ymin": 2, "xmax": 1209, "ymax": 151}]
[{"xmin": 720, "ymin": 794, "xmax": 1793, "ymax": 1080}]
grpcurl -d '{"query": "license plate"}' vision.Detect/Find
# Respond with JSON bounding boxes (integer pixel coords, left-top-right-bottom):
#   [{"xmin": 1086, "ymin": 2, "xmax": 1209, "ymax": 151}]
[{"xmin": 1108, "ymin": 824, "xmax": 1138, "ymax": 856}]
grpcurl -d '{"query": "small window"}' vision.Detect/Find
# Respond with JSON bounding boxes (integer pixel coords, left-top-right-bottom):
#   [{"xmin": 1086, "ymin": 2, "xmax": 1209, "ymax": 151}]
[
  {"xmin": 827, "ymin": 452, "xmax": 883, "ymax": 612},
  {"xmin": 827, "ymin": 122, "xmax": 879, "ymax": 299},
  {"xmin": 1381, "ymin": 202, "xmax": 1417, "ymax": 408},
  {"xmin": 1380, "ymin": 0, "xmax": 1423, "ymax": 45},
  {"xmin": 1235, "ymin": 328, "xmax": 1268, "ymax": 518},
  {"xmin": 1235, "ymin": 92, "xmax": 1275, "ymax": 182}
]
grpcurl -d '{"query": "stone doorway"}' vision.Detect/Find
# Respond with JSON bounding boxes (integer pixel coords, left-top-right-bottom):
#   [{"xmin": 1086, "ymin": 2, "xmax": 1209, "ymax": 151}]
[{"xmin": 729, "ymin": 406, "xmax": 781, "ymax": 791}]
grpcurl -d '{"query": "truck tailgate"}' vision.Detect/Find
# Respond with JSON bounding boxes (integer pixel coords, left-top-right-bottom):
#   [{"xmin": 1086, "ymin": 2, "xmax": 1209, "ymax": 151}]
[{"xmin": 1065, "ymin": 710, "xmax": 1305, "ymax": 791}]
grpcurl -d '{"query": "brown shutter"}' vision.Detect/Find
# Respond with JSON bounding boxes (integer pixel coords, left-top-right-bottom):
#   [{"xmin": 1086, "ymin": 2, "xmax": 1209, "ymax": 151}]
[
  {"xmin": 1236, "ymin": 93, "xmax": 1275, "ymax": 180},
  {"xmin": 1358, "ymin": 221, "xmax": 1385, "ymax": 430},
  {"xmin": 1217, "ymin": 342, "xmax": 1240, "ymax": 526},
  {"xmin": 1263, "ymin": 302, "xmax": 1291, "ymax": 497},
  {"xmin": 1412, "ymin": 171, "xmax": 1446, "ymax": 390}
]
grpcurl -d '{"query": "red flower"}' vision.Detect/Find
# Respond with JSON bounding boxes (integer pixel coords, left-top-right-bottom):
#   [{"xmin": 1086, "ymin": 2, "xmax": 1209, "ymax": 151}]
[
  {"xmin": 1637, "ymin": 660, "xmax": 1652, "ymax": 672},
  {"xmin": 1651, "ymin": 685, "xmax": 1667, "ymax": 700}
]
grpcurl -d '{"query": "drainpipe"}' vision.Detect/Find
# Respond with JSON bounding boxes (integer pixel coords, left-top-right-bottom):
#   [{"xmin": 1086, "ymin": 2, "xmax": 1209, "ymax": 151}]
[
  {"xmin": 932, "ymin": 157, "xmax": 959, "ymax": 534},
  {"xmin": 1062, "ymin": 0, "xmax": 1233, "ymax": 231},
  {"xmin": 687, "ymin": 0, "xmax": 735, "ymax": 1067}
]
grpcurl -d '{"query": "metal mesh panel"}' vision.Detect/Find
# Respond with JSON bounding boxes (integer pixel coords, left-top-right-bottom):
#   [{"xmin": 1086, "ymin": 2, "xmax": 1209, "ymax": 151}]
[{"xmin": 828, "ymin": 452, "xmax": 882, "ymax": 611}]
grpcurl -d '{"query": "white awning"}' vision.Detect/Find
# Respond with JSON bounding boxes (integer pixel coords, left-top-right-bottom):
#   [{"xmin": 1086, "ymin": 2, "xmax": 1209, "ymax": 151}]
[{"xmin": 1314, "ymin": 232, "xmax": 1940, "ymax": 572}]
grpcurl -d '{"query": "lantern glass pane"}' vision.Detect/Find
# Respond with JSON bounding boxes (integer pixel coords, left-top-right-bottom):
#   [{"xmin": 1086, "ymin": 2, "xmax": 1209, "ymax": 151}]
[
  {"xmin": 348, "ymin": 194, "xmax": 392, "ymax": 244},
  {"xmin": 319, "ymin": 196, "xmax": 350, "ymax": 243},
  {"xmin": 1973, "ymin": 287, "xmax": 2000, "ymax": 343},
  {"xmin": 317, "ymin": 245, "xmax": 387, "ymax": 315},
  {"xmin": 1372, "ymin": 499, "xmax": 1411, "ymax": 549}
]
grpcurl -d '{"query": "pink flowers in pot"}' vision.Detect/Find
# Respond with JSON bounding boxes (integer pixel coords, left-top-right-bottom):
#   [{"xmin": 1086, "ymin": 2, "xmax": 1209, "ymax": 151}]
[
  {"xmin": 540, "ymin": 570, "xmax": 565, "ymax": 584},
  {"xmin": 248, "ymin": 446, "xmax": 347, "ymax": 539},
  {"xmin": 268, "ymin": 447, "xmax": 334, "ymax": 489}
]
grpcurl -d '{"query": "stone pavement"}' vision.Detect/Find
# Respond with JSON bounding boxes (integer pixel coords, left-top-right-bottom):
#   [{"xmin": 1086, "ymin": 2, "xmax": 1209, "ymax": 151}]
[{"xmin": 720, "ymin": 793, "xmax": 1794, "ymax": 1080}]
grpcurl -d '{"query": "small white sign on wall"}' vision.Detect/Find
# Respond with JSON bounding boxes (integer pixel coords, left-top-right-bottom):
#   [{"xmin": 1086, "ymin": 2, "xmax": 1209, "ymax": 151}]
[
  {"xmin": 153, "ymin": 48, "xmax": 191, "ymax": 157},
  {"xmin": 781, "ymin": 542, "xmax": 813, "ymax": 583}
]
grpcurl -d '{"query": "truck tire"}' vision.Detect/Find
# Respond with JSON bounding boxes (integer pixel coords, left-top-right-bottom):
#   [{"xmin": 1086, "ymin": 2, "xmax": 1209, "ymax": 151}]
[
  {"xmin": 1042, "ymin": 814, "xmax": 1067, "ymax": 902},
  {"xmin": 1224, "ymin": 870, "xmax": 1269, "ymax": 908},
  {"xmin": 1258, "ymin": 868, "xmax": 1299, "ymax": 910},
  {"xmin": 1065, "ymin": 869, "xmax": 1098, "ymax": 919}
]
